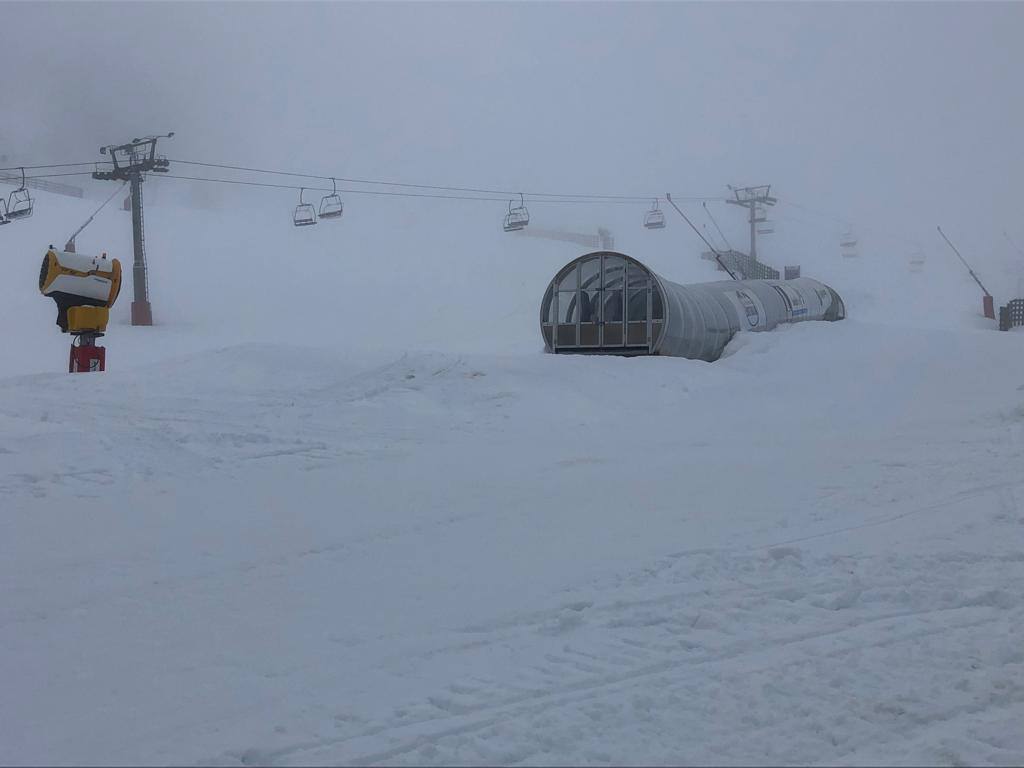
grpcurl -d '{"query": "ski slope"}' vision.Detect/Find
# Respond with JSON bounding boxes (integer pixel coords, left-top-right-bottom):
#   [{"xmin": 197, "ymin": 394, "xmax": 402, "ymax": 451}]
[{"xmin": 2, "ymin": 189, "xmax": 1023, "ymax": 765}]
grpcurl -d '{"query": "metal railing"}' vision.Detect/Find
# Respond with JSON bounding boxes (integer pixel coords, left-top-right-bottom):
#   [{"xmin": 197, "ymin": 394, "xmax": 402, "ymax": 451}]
[{"xmin": 702, "ymin": 249, "xmax": 780, "ymax": 280}]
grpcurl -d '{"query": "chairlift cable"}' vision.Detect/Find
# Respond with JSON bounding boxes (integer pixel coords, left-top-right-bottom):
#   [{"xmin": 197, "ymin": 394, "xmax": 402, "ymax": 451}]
[
  {"xmin": 155, "ymin": 173, "xmax": 521, "ymax": 201},
  {"xmin": 151, "ymin": 172, "xmax": 663, "ymax": 205},
  {"xmin": 702, "ymin": 201, "xmax": 732, "ymax": 250},
  {"xmin": 1004, "ymin": 231, "xmax": 1024, "ymax": 259},
  {"xmin": 0, "ymin": 161, "xmax": 110, "ymax": 172},
  {"xmin": 778, "ymin": 197, "xmax": 925, "ymax": 248},
  {"xmin": 5, "ymin": 157, "xmax": 724, "ymax": 203},
  {"xmin": 7, "ymin": 171, "xmax": 99, "ymax": 181},
  {"xmin": 165, "ymin": 158, "xmax": 709, "ymax": 203}
]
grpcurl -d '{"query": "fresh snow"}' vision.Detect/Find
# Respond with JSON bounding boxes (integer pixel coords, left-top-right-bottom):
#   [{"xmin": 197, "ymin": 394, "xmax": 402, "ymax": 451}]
[{"xmin": 1, "ymin": 191, "xmax": 1023, "ymax": 765}]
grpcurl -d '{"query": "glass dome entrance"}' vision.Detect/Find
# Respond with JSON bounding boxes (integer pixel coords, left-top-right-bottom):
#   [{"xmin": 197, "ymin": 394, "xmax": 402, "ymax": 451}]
[{"xmin": 540, "ymin": 252, "xmax": 665, "ymax": 354}]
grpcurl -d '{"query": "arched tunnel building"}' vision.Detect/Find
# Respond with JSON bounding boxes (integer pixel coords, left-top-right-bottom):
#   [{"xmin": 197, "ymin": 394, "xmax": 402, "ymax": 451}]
[{"xmin": 540, "ymin": 251, "xmax": 845, "ymax": 361}]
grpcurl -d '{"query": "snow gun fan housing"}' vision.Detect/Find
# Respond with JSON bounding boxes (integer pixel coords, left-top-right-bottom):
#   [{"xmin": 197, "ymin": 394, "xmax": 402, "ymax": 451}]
[{"xmin": 39, "ymin": 248, "xmax": 122, "ymax": 333}]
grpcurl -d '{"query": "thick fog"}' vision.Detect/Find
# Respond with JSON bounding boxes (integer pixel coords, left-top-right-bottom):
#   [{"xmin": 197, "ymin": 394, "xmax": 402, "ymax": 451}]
[{"xmin": 3, "ymin": 1, "xmax": 1023, "ymax": 272}]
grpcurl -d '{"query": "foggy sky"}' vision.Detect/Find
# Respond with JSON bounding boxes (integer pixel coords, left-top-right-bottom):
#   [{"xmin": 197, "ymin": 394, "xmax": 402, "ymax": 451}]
[{"xmin": 4, "ymin": 1, "xmax": 1023, "ymax": 269}]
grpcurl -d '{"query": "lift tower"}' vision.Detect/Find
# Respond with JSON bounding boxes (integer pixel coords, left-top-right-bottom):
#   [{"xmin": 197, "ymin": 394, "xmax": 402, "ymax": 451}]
[
  {"xmin": 92, "ymin": 133, "xmax": 172, "ymax": 325},
  {"xmin": 725, "ymin": 184, "xmax": 776, "ymax": 263}
]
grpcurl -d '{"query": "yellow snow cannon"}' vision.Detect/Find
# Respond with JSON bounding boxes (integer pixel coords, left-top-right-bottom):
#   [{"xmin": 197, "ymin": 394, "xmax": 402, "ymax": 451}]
[{"xmin": 39, "ymin": 247, "xmax": 122, "ymax": 333}]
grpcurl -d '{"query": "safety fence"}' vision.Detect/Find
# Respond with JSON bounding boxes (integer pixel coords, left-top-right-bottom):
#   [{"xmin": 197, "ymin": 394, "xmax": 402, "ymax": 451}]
[
  {"xmin": 702, "ymin": 250, "xmax": 780, "ymax": 280},
  {"xmin": 999, "ymin": 298, "xmax": 1024, "ymax": 331}
]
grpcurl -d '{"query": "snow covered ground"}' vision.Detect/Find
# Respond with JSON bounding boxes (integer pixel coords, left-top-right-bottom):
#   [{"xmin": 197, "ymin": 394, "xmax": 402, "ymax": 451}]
[{"xmin": 2, "ymin": 189, "xmax": 1023, "ymax": 765}]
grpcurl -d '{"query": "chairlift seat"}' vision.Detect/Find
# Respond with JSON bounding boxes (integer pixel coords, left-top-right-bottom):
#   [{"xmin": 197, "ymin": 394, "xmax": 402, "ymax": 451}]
[
  {"xmin": 6, "ymin": 189, "xmax": 32, "ymax": 220},
  {"xmin": 503, "ymin": 207, "xmax": 529, "ymax": 232},
  {"xmin": 293, "ymin": 204, "xmax": 317, "ymax": 227},
  {"xmin": 644, "ymin": 211, "xmax": 666, "ymax": 229},
  {"xmin": 643, "ymin": 199, "xmax": 666, "ymax": 230},
  {"xmin": 319, "ymin": 194, "xmax": 344, "ymax": 219}
]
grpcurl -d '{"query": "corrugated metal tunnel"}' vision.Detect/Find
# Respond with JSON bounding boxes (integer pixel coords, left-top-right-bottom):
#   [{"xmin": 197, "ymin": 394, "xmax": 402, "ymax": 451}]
[{"xmin": 539, "ymin": 251, "xmax": 845, "ymax": 361}]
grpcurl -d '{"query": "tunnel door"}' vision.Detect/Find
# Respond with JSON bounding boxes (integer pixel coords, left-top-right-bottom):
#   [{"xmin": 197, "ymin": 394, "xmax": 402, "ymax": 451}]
[
  {"xmin": 576, "ymin": 254, "xmax": 629, "ymax": 350},
  {"xmin": 600, "ymin": 254, "xmax": 627, "ymax": 349},
  {"xmin": 578, "ymin": 256, "xmax": 603, "ymax": 349},
  {"xmin": 546, "ymin": 254, "xmax": 657, "ymax": 354},
  {"xmin": 626, "ymin": 260, "xmax": 654, "ymax": 353}
]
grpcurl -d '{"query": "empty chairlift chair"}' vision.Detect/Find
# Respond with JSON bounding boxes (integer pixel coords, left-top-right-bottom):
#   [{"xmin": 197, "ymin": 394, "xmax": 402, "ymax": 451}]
[
  {"xmin": 503, "ymin": 193, "xmax": 529, "ymax": 232},
  {"xmin": 293, "ymin": 187, "xmax": 317, "ymax": 227},
  {"xmin": 643, "ymin": 199, "xmax": 666, "ymax": 230},
  {"xmin": 840, "ymin": 228, "xmax": 858, "ymax": 257},
  {"xmin": 4, "ymin": 168, "xmax": 34, "ymax": 221},
  {"xmin": 319, "ymin": 177, "xmax": 343, "ymax": 220}
]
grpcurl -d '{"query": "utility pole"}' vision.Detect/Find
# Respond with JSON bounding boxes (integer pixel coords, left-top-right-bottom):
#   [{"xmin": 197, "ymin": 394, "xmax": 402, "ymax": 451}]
[
  {"xmin": 725, "ymin": 184, "xmax": 776, "ymax": 262},
  {"xmin": 92, "ymin": 133, "xmax": 173, "ymax": 325}
]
